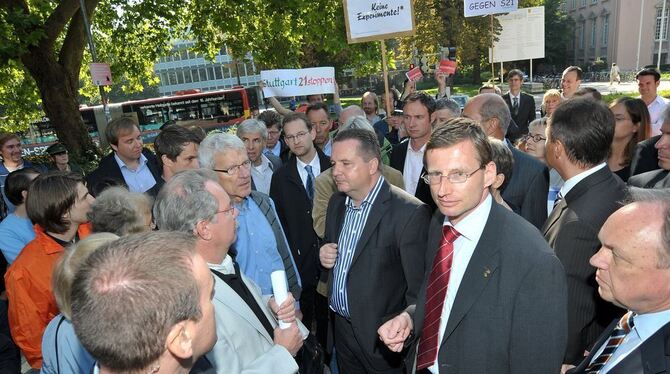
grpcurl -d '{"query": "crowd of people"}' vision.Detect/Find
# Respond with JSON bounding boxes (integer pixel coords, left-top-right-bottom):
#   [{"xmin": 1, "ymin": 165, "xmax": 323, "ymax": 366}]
[{"xmin": 0, "ymin": 64, "xmax": 668, "ymax": 374}]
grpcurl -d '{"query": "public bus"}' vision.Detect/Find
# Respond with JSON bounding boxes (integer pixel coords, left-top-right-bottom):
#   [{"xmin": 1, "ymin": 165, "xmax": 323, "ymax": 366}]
[{"xmin": 22, "ymin": 86, "xmax": 262, "ymax": 156}]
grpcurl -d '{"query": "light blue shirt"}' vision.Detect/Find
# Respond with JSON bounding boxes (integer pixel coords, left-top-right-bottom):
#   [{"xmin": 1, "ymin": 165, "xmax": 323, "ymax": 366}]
[
  {"xmin": 0, "ymin": 213, "xmax": 35, "ymax": 264},
  {"xmin": 330, "ymin": 176, "xmax": 385, "ymax": 318},
  {"xmin": 594, "ymin": 309, "xmax": 670, "ymax": 373},
  {"xmin": 41, "ymin": 315, "xmax": 96, "ymax": 374},
  {"xmin": 322, "ymin": 138, "xmax": 332, "ymax": 157},
  {"xmin": 231, "ymin": 197, "xmax": 286, "ymax": 296},
  {"xmin": 113, "ymin": 153, "xmax": 156, "ymax": 193},
  {"xmin": 266, "ymin": 141, "xmax": 282, "ymax": 158}
]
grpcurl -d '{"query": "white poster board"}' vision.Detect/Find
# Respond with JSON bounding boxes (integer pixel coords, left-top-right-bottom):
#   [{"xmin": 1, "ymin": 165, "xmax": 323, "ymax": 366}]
[
  {"xmin": 260, "ymin": 67, "xmax": 336, "ymax": 98},
  {"xmin": 343, "ymin": 0, "xmax": 415, "ymax": 43},
  {"xmin": 489, "ymin": 6, "xmax": 545, "ymax": 63},
  {"xmin": 464, "ymin": 0, "xmax": 518, "ymax": 17},
  {"xmin": 90, "ymin": 63, "xmax": 113, "ymax": 86}
]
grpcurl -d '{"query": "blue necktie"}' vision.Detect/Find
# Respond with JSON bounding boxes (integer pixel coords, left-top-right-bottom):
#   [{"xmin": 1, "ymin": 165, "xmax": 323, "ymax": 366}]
[{"xmin": 305, "ymin": 165, "xmax": 315, "ymax": 201}]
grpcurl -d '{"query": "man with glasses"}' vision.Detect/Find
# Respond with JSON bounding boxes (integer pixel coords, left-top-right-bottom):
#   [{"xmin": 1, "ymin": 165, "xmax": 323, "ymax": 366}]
[
  {"xmin": 258, "ymin": 109, "xmax": 290, "ymax": 164},
  {"xmin": 378, "ymin": 118, "xmax": 567, "ymax": 373},
  {"xmin": 271, "ymin": 112, "xmax": 331, "ymax": 348},
  {"xmin": 503, "ymin": 69, "xmax": 536, "ymax": 143},
  {"xmin": 198, "ymin": 133, "xmax": 302, "ymax": 308}
]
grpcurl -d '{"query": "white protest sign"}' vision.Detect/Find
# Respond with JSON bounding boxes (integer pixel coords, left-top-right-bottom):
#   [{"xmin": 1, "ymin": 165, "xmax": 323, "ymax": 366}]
[
  {"xmin": 260, "ymin": 67, "xmax": 336, "ymax": 98},
  {"xmin": 489, "ymin": 6, "xmax": 545, "ymax": 63},
  {"xmin": 464, "ymin": 0, "xmax": 518, "ymax": 17},
  {"xmin": 343, "ymin": 0, "xmax": 415, "ymax": 43},
  {"xmin": 90, "ymin": 63, "xmax": 112, "ymax": 86}
]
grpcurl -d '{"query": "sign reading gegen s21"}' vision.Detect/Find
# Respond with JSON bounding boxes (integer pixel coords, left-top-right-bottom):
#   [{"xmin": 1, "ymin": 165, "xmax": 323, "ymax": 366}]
[
  {"xmin": 464, "ymin": 0, "xmax": 517, "ymax": 17},
  {"xmin": 260, "ymin": 67, "xmax": 336, "ymax": 98}
]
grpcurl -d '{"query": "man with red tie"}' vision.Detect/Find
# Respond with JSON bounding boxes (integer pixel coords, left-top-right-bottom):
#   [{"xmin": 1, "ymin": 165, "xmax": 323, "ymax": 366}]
[{"xmin": 378, "ymin": 117, "xmax": 568, "ymax": 373}]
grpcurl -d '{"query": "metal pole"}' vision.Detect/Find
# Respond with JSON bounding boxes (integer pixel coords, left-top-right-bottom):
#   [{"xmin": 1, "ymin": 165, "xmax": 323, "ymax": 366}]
[
  {"xmin": 380, "ymin": 41, "xmax": 392, "ymax": 120},
  {"xmin": 491, "ymin": 15, "xmax": 495, "ymax": 78},
  {"xmin": 530, "ymin": 58, "xmax": 533, "ymax": 83},
  {"xmin": 636, "ymin": 0, "xmax": 645, "ymax": 70},
  {"xmin": 79, "ymin": 0, "xmax": 110, "ymax": 124},
  {"xmin": 658, "ymin": 0, "xmax": 667, "ymax": 70}
]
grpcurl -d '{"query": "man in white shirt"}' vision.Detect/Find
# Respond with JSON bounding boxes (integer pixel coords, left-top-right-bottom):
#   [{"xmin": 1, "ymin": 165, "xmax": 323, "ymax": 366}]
[
  {"xmin": 378, "ymin": 118, "xmax": 567, "ymax": 373},
  {"xmin": 637, "ymin": 68, "xmax": 669, "ymax": 136},
  {"xmin": 566, "ymin": 189, "xmax": 670, "ymax": 374},
  {"xmin": 561, "ymin": 66, "xmax": 583, "ymax": 100},
  {"xmin": 236, "ymin": 119, "xmax": 281, "ymax": 194}
]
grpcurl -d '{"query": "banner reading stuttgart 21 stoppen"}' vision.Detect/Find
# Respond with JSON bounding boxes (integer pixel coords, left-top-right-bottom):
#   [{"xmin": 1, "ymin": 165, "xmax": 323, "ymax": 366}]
[{"xmin": 260, "ymin": 67, "xmax": 336, "ymax": 98}]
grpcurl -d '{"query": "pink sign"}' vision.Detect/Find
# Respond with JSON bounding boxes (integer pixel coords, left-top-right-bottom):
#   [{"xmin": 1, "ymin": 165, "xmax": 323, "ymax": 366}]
[
  {"xmin": 438, "ymin": 59, "xmax": 457, "ymax": 75},
  {"xmin": 406, "ymin": 66, "xmax": 424, "ymax": 82}
]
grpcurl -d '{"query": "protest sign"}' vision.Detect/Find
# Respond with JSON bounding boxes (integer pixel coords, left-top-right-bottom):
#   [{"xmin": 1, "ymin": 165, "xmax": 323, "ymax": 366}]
[
  {"xmin": 343, "ymin": 0, "xmax": 415, "ymax": 43},
  {"xmin": 90, "ymin": 63, "xmax": 112, "ymax": 86},
  {"xmin": 260, "ymin": 67, "xmax": 336, "ymax": 98},
  {"xmin": 464, "ymin": 0, "xmax": 518, "ymax": 17},
  {"xmin": 406, "ymin": 66, "xmax": 423, "ymax": 82},
  {"xmin": 438, "ymin": 59, "xmax": 457, "ymax": 75}
]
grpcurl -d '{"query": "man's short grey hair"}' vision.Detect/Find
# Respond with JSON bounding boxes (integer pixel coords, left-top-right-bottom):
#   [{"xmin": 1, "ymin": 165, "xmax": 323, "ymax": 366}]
[
  {"xmin": 153, "ymin": 169, "xmax": 220, "ymax": 234},
  {"xmin": 88, "ymin": 187, "xmax": 153, "ymax": 236},
  {"xmin": 342, "ymin": 115, "xmax": 374, "ymax": 133},
  {"xmin": 627, "ymin": 188, "xmax": 670, "ymax": 268},
  {"xmin": 435, "ymin": 98, "xmax": 461, "ymax": 117},
  {"xmin": 236, "ymin": 119, "xmax": 268, "ymax": 141},
  {"xmin": 528, "ymin": 117, "xmax": 548, "ymax": 132},
  {"xmin": 339, "ymin": 105, "xmax": 366, "ymax": 120},
  {"xmin": 478, "ymin": 94, "xmax": 512, "ymax": 135},
  {"xmin": 199, "ymin": 132, "xmax": 246, "ymax": 170}
]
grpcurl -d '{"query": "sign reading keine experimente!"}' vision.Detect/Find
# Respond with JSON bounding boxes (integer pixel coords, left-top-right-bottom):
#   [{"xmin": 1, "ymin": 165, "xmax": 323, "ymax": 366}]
[
  {"xmin": 260, "ymin": 67, "xmax": 336, "ymax": 98},
  {"xmin": 343, "ymin": 0, "xmax": 415, "ymax": 43}
]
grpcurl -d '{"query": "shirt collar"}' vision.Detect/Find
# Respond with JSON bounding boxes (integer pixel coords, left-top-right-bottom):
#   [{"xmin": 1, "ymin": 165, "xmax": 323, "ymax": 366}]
[
  {"xmin": 296, "ymin": 152, "xmax": 319, "ymax": 170},
  {"xmin": 254, "ymin": 154, "xmax": 272, "ymax": 171},
  {"xmin": 209, "ymin": 254, "xmax": 235, "ymax": 275},
  {"xmin": 560, "ymin": 162, "xmax": 607, "ymax": 197},
  {"xmin": 443, "ymin": 194, "xmax": 493, "ymax": 242},
  {"xmin": 630, "ymin": 309, "xmax": 670, "ymax": 342},
  {"xmin": 113, "ymin": 152, "xmax": 147, "ymax": 170},
  {"xmin": 345, "ymin": 175, "xmax": 385, "ymax": 209},
  {"xmin": 408, "ymin": 142, "xmax": 427, "ymax": 154}
]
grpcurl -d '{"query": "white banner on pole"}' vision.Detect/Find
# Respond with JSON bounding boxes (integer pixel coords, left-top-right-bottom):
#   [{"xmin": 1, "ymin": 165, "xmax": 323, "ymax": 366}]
[
  {"xmin": 488, "ymin": 6, "xmax": 545, "ymax": 63},
  {"xmin": 464, "ymin": 0, "xmax": 518, "ymax": 17},
  {"xmin": 260, "ymin": 67, "xmax": 336, "ymax": 98},
  {"xmin": 343, "ymin": 0, "xmax": 415, "ymax": 43}
]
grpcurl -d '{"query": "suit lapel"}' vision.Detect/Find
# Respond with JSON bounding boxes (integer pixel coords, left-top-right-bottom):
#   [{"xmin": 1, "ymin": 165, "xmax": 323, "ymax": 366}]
[
  {"xmin": 569, "ymin": 319, "xmax": 618, "ymax": 373},
  {"xmin": 286, "ymin": 156, "xmax": 308, "ymax": 195},
  {"xmin": 440, "ymin": 204, "xmax": 502, "ymax": 343},
  {"xmin": 349, "ymin": 181, "xmax": 390, "ymax": 267},
  {"xmin": 542, "ymin": 198, "xmax": 567, "ymax": 235}
]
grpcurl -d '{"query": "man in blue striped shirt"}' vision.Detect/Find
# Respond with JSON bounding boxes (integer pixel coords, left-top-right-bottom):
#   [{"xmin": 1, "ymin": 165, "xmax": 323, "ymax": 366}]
[{"xmin": 320, "ymin": 128, "xmax": 430, "ymax": 373}]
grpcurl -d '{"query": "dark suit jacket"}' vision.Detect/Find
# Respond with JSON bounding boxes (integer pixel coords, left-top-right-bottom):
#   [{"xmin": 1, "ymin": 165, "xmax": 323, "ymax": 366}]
[
  {"xmin": 543, "ymin": 166, "xmax": 628, "ymax": 364},
  {"xmin": 86, "ymin": 149, "xmax": 162, "ymax": 197},
  {"xmin": 501, "ymin": 146, "xmax": 550, "ymax": 229},
  {"xmin": 628, "ymin": 169, "xmax": 670, "ymax": 189},
  {"xmin": 408, "ymin": 201, "xmax": 568, "ymax": 373},
  {"xmin": 389, "ymin": 140, "xmax": 436, "ymax": 212},
  {"xmin": 503, "ymin": 92, "xmax": 536, "ymax": 142},
  {"xmin": 568, "ymin": 318, "xmax": 670, "ymax": 374},
  {"xmin": 270, "ymin": 150, "xmax": 330, "ymax": 288},
  {"xmin": 324, "ymin": 180, "xmax": 430, "ymax": 371},
  {"xmin": 630, "ymin": 135, "xmax": 661, "ymax": 177}
]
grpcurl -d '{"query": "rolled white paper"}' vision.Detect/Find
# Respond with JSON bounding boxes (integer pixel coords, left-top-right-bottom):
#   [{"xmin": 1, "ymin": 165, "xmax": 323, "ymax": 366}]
[{"xmin": 271, "ymin": 270, "xmax": 290, "ymax": 329}]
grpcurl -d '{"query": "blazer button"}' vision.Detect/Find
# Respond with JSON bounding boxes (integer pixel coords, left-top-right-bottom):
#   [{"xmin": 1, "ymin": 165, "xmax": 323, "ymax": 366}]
[{"xmin": 307, "ymin": 210, "xmax": 311, "ymax": 214}]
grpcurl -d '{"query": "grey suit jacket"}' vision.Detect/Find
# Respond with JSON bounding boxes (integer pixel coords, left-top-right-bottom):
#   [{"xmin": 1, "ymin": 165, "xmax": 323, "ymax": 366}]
[
  {"xmin": 543, "ymin": 165, "xmax": 628, "ymax": 364},
  {"xmin": 205, "ymin": 265, "xmax": 307, "ymax": 374},
  {"xmin": 628, "ymin": 169, "xmax": 670, "ymax": 189},
  {"xmin": 408, "ymin": 200, "xmax": 568, "ymax": 373},
  {"xmin": 501, "ymin": 146, "xmax": 550, "ymax": 229}
]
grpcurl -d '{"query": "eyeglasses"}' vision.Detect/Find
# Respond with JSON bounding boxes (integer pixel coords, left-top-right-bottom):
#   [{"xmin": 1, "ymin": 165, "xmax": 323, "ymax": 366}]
[
  {"xmin": 213, "ymin": 160, "xmax": 252, "ymax": 175},
  {"xmin": 523, "ymin": 134, "xmax": 547, "ymax": 143},
  {"xmin": 217, "ymin": 206, "xmax": 236, "ymax": 216},
  {"xmin": 284, "ymin": 131, "xmax": 309, "ymax": 143},
  {"xmin": 267, "ymin": 130, "xmax": 281, "ymax": 137},
  {"xmin": 421, "ymin": 167, "xmax": 483, "ymax": 185}
]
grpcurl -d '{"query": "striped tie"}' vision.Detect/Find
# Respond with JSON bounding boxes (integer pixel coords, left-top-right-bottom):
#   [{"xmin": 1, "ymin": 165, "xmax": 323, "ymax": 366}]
[
  {"xmin": 586, "ymin": 311, "xmax": 635, "ymax": 373},
  {"xmin": 416, "ymin": 225, "xmax": 461, "ymax": 370},
  {"xmin": 305, "ymin": 165, "xmax": 315, "ymax": 201},
  {"xmin": 552, "ymin": 191, "xmax": 564, "ymax": 211}
]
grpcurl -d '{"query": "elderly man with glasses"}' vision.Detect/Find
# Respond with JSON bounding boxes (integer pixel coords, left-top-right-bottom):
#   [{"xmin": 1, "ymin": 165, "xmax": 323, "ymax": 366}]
[{"xmin": 198, "ymin": 132, "xmax": 302, "ymax": 310}]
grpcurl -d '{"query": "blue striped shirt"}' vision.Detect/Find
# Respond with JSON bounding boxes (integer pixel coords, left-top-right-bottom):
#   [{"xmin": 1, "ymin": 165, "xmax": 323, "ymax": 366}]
[{"xmin": 330, "ymin": 175, "xmax": 385, "ymax": 318}]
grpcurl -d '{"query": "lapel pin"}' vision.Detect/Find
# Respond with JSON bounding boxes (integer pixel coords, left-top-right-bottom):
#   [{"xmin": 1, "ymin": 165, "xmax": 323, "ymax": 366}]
[{"xmin": 483, "ymin": 268, "xmax": 491, "ymax": 278}]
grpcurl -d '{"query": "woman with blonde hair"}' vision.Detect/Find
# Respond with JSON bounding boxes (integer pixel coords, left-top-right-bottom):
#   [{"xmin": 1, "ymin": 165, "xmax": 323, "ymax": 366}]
[
  {"xmin": 541, "ymin": 89, "xmax": 561, "ymax": 118},
  {"xmin": 40, "ymin": 233, "xmax": 119, "ymax": 374}
]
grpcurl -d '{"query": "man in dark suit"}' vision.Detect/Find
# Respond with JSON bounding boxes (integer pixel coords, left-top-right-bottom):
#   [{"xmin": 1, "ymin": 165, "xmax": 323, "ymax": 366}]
[
  {"xmin": 319, "ymin": 128, "xmax": 430, "ymax": 373},
  {"xmin": 629, "ymin": 118, "xmax": 670, "ymax": 188},
  {"xmin": 503, "ymin": 69, "xmax": 536, "ymax": 143},
  {"xmin": 567, "ymin": 189, "xmax": 670, "ymax": 374},
  {"xmin": 543, "ymin": 98, "xmax": 628, "ymax": 368},
  {"xmin": 86, "ymin": 117, "xmax": 162, "ymax": 197},
  {"xmin": 378, "ymin": 118, "xmax": 567, "ymax": 373},
  {"xmin": 390, "ymin": 91, "xmax": 436, "ymax": 211},
  {"xmin": 463, "ymin": 93, "xmax": 549, "ymax": 229},
  {"xmin": 270, "ymin": 112, "xmax": 330, "ymax": 348},
  {"xmin": 630, "ymin": 135, "xmax": 661, "ymax": 176}
]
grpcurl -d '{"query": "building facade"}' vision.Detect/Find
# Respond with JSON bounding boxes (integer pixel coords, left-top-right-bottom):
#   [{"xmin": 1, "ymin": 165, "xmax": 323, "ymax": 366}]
[
  {"xmin": 565, "ymin": 0, "xmax": 669, "ymax": 71},
  {"xmin": 154, "ymin": 41, "xmax": 260, "ymax": 95}
]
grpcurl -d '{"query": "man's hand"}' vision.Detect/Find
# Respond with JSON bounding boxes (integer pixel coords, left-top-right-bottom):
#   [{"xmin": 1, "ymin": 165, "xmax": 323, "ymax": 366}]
[
  {"xmin": 560, "ymin": 364, "xmax": 576, "ymax": 374},
  {"xmin": 269, "ymin": 292, "xmax": 296, "ymax": 324},
  {"xmin": 319, "ymin": 243, "xmax": 338, "ymax": 269},
  {"xmin": 378, "ymin": 312, "xmax": 413, "ymax": 352},
  {"xmin": 436, "ymin": 72, "xmax": 448, "ymax": 98},
  {"xmin": 401, "ymin": 80, "xmax": 416, "ymax": 101},
  {"xmin": 274, "ymin": 323, "xmax": 304, "ymax": 356}
]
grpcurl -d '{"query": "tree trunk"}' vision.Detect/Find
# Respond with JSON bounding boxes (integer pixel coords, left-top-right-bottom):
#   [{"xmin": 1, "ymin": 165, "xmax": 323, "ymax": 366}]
[{"xmin": 472, "ymin": 50, "xmax": 482, "ymax": 85}]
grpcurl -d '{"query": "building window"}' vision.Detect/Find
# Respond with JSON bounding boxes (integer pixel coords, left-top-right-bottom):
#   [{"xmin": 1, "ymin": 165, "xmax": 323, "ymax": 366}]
[
  {"xmin": 191, "ymin": 69, "xmax": 200, "ymax": 82},
  {"xmin": 656, "ymin": 7, "xmax": 670, "ymax": 40},
  {"xmin": 579, "ymin": 22, "xmax": 585, "ymax": 49},
  {"xmin": 602, "ymin": 15, "xmax": 609, "ymax": 46},
  {"xmin": 581, "ymin": 0, "xmax": 586, "ymax": 7},
  {"xmin": 591, "ymin": 19, "xmax": 597, "ymax": 47},
  {"xmin": 184, "ymin": 69, "xmax": 192, "ymax": 84},
  {"xmin": 167, "ymin": 71, "xmax": 177, "ymax": 86},
  {"xmin": 214, "ymin": 65, "xmax": 223, "ymax": 80},
  {"xmin": 592, "ymin": 0, "xmax": 597, "ymax": 4},
  {"xmin": 572, "ymin": 0, "xmax": 576, "ymax": 9}
]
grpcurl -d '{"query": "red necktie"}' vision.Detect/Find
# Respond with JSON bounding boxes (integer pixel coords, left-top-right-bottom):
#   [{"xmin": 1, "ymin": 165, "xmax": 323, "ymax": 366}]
[{"xmin": 416, "ymin": 225, "xmax": 461, "ymax": 370}]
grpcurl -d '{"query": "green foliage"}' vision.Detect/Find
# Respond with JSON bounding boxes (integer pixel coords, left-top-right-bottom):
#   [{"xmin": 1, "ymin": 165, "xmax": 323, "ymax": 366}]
[{"xmin": 0, "ymin": 61, "xmax": 42, "ymax": 132}]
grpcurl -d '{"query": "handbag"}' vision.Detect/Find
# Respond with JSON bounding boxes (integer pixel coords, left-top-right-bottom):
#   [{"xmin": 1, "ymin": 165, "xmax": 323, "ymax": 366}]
[{"xmin": 297, "ymin": 333, "xmax": 325, "ymax": 374}]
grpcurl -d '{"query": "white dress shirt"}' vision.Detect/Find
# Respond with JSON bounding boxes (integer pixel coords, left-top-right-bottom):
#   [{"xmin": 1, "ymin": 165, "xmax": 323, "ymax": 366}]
[
  {"xmin": 296, "ymin": 153, "xmax": 321, "ymax": 191},
  {"xmin": 558, "ymin": 162, "xmax": 606, "ymax": 199},
  {"xmin": 403, "ymin": 142, "xmax": 426, "ymax": 196},
  {"xmin": 428, "ymin": 195, "xmax": 493, "ymax": 374},
  {"xmin": 645, "ymin": 95, "xmax": 670, "ymax": 136},
  {"xmin": 251, "ymin": 154, "xmax": 274, "ymax": 194}
]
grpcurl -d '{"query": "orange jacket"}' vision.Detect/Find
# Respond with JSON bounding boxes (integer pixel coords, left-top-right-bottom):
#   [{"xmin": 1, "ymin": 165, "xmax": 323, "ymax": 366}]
[{"xmin": 4, "ymin": 223, "xmax": 92, "ymax": 368}]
